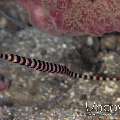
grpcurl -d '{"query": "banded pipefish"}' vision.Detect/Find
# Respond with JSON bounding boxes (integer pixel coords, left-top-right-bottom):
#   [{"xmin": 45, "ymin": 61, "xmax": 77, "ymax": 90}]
[{"xmin": 0, "ymin": 53, "xmax": 119, "ymax": 81}]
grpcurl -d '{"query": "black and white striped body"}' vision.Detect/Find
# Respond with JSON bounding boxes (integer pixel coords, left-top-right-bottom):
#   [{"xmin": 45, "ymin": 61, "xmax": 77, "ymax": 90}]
[
  {"xmin": 0, "ymin": 53, "xmax": 119, "ymax": 81},
  {"xmin": 0, "ymin": 53, "xmax": 79, "ymax": 78}
]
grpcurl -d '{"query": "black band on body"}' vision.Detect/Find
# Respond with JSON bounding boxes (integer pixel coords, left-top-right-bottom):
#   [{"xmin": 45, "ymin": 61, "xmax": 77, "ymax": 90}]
[
  {"xmin": 0, "ymin": 53, "xmax": 3, "ymax": 58},
  {"xmin": 26, "ymin": 58, "xmax": 32, "ymax": 67},
  {"xmin": 8, "ymin": 54, "xmax": 14, "ymax": 61},
  {"xmin": 30, "ymin": 59, "xmax": 37, "ymax": 68},
  {"xmin": 19, "ymin": 56, "xmax": 26, "ymax": 65},
  {"xmin": 42, "ymin": 62, "xmax": 49, "ymax": 72},
  {"xmin": 38, "ymin": 61, "xmax": 45, "ymax": 71},
  {"xmin": 13, "ymin": 55, "xmax": 21, "ymax": 63}
]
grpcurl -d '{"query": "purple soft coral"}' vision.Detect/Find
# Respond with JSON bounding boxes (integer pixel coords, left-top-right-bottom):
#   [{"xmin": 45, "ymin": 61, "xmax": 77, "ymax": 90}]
[{"xmin": 18, "ymin": 0, "xmax": 120, "ymax": 36}]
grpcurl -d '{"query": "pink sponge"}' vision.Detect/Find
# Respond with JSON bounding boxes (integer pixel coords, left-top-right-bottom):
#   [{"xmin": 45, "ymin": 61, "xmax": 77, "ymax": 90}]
[{"xmin": 17, "ymin": 0, "xmax": 120, "ymax": 36}]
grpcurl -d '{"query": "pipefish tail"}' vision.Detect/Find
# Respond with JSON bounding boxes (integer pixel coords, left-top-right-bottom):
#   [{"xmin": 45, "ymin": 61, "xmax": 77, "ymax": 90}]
[{"xmin": 0, "ymin": 53, "xmax": 119, "ymax": 81}]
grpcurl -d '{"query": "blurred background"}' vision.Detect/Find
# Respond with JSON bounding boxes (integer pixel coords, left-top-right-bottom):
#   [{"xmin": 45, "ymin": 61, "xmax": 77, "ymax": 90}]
[{"xmin": 0, "ymin": 0, "xmax": 120, "ymax": 119}]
